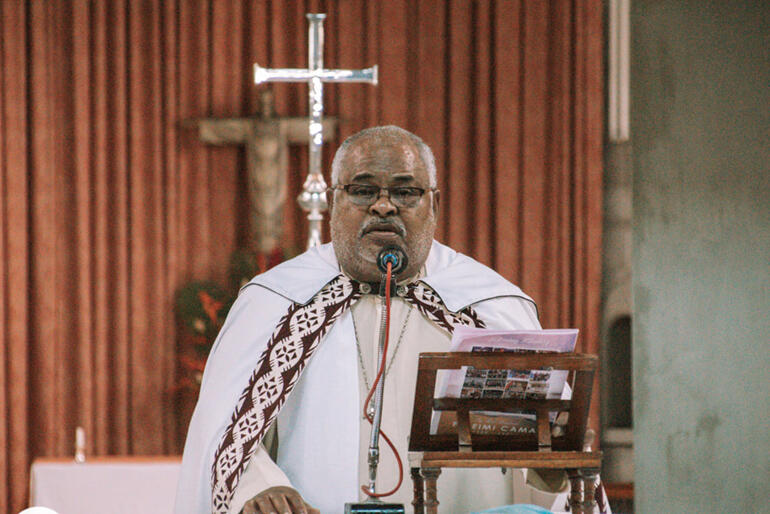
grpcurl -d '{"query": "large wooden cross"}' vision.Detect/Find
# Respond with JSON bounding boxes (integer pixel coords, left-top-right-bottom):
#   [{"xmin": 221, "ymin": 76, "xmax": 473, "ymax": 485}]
[
  {"xmin": 253, "ymin": 13, "xmax": 378, "ymax": 248},
  {"xmin": 187, "ymin": 89, "xmax": 337, "ymax": 255}
]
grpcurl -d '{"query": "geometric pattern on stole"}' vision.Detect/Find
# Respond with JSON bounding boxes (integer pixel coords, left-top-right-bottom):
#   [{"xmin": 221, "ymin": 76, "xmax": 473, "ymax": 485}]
[{"xmin": 211, "ymin": 275, "xmax": 485, "ymax": 513}]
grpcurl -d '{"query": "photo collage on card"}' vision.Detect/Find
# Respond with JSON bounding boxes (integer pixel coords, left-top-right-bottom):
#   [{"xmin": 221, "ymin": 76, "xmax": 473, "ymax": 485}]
[{"xmin": 460, "ymin": 349, "xmax": 554, "ymax": 400}]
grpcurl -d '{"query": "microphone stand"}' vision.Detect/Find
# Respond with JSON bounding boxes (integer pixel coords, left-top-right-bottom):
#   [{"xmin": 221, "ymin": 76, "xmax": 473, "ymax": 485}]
[
  {"xmin": 345, "ymin": 250, "xmax": 406, "ymax": 514},
  {"xmin": 365, "ymin": 275, "xmax": 390, "ymax": 496}
]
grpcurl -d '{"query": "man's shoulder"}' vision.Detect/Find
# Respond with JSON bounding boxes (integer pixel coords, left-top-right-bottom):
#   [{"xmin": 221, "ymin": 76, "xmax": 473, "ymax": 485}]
[
  {"xmin": 423, "ymin": 241, "xmax": 535, "ymax": 313},
  {"xmin": 240, "ymin": 243, "xmax": 340, "ymax": 304}
]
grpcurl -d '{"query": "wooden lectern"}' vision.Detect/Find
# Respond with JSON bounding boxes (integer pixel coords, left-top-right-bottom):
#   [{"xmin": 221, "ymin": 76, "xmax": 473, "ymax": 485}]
[{"xmin": 408, "ymin": 352, "xmax": 602, "ymax": 514}]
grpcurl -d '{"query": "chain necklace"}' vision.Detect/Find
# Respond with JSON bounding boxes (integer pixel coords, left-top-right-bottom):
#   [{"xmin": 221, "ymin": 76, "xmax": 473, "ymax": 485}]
[{"xmin": 351, "ymin": 302, "xmax": 413, "ymax": 392}]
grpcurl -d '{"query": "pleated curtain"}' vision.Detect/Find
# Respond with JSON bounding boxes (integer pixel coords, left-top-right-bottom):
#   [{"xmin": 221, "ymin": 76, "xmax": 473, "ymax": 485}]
[{"xmin": 0, "ymin": 1, "xmax": 602, "ymax": 510}]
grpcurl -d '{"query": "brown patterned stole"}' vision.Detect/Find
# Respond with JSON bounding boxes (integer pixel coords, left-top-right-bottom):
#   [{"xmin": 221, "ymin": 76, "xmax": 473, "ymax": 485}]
[{"xmin": 211, "ymin": 274, "xmax": 486, "ymax": 513}]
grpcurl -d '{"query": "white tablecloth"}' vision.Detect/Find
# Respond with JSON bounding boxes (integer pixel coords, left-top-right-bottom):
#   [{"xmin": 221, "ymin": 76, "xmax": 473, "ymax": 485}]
[{"xmin": 29, "ymin": 457, "xmax": 181, "ymax": 514}]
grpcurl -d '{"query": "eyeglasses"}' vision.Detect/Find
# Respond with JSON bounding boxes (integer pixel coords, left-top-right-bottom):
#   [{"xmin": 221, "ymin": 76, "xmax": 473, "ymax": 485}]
[{"xmin": 329, "ymin": 184, "xmax": 437, "ymax": 208}]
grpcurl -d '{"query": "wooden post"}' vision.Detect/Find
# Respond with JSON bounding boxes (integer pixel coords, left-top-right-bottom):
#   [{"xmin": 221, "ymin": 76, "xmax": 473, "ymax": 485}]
[
  {"xmin": 420, "ymin": 467, "xmax": 441, "ymax": 514},
  {"xmin": 411, "ymin": 467, "xmax": 424, "ymax": 514},
  {"xmin": 456, "ymin": 406, "xmax": 472, "ymax": 452},
  {"xmin": 568, "ymin": 469, "xmax": 585, "ymax": 514},
  {"xmin": 536, "ymin": 407, "xmax": 553, "ymax": 450},
  {"xmin": 582, "ymin": 468, "xmax": 600, "ymax": 513}
]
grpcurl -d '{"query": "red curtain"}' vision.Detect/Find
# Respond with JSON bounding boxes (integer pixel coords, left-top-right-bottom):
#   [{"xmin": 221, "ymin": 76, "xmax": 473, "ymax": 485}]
[{"xmin": 0, "ymin": 1, "xmax": 602, "ymax": 511}]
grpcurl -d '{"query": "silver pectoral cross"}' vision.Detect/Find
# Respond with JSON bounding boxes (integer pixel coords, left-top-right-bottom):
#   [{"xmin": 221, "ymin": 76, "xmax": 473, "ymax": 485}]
[{"xmin": 254, "ymin": 13, "xmax": 378, "ymax": 249}]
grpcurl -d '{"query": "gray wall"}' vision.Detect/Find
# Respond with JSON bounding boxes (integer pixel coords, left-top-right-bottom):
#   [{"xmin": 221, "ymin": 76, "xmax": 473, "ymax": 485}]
[{"xmin": 632, "ymin": 1, "xmax": 769, "ymax": 512}]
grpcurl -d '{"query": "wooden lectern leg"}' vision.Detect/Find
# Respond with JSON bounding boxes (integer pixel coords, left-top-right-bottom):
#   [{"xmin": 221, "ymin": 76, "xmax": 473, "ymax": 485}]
[
  {"xmin": 420, "ymin": 467, "xmax": 441, "ymax": 514},
  {"xmin": 581, "ymin": 468, "xmax": 600, "ymax": 513},
  {"xmin": 567, "ymin": 469, "xmax": 584, "ymax": 514},
  {"xmin": 411, "ymin": 467, "xmax": 424, "ymax": 514}
]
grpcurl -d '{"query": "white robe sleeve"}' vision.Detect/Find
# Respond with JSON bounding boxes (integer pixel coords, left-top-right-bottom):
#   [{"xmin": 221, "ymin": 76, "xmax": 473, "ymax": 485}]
[
  {"xmin": 473, "ymin": 295, "xmax": 542, "ymax": 331},
  {"xmin": 226, "ymin": 445, "xmax": 294, "ymax": 514},
  {"xmin": 175, "ymin": 285, "xmax": 293, "ymax": 514}
]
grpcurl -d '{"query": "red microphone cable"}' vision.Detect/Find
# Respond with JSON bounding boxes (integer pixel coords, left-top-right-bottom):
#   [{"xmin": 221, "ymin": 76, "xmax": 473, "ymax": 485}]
[{"xmin": 360, "ymin": 262, "xmax": 404, "ymax": 499}]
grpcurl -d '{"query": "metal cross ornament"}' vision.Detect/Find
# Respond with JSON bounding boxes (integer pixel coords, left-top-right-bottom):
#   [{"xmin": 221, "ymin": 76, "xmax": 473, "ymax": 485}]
[{"xmin": 254, "ymin": 13, "xmax": 378, "ymax": 248}]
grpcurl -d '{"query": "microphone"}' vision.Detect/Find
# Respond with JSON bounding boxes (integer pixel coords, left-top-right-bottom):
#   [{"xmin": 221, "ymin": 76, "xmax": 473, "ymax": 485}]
[{"xmin": 377, "ymin": 246, "xmax": 408, "ymax": 275}]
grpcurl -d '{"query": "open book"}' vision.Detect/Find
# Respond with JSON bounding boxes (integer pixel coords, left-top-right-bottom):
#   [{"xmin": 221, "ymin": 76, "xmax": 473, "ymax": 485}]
[{"xmin": 429, "ymin": 327, "xmax": 578, "ymax": 436}]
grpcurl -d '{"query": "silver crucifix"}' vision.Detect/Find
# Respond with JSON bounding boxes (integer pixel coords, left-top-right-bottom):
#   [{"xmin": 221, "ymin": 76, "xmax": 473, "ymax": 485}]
[{"xmin": 254, "ymin": 13, "xmax": 378, "ymax": 248}]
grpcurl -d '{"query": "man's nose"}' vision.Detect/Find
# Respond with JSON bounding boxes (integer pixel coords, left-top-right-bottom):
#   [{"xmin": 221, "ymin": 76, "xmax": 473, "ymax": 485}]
[{"xmin": 368, "ymin": 192, "xmax": 398, "ymax": 217}]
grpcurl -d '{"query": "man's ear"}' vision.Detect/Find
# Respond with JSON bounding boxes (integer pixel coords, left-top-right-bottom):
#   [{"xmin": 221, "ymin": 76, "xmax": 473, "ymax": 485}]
[
  {"xmin": 327, "ymin": 189, "xmax": 334, "ymax": 213},
  {"xmin": 432, "ymin": 189, "xmax": 440, "ymax": 217}
]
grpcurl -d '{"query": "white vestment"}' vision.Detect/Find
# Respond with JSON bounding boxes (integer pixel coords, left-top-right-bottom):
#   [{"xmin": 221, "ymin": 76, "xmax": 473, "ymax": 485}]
[{"xmin": 176, "ymin": 241, "xmax": 570, "ymax": 513}]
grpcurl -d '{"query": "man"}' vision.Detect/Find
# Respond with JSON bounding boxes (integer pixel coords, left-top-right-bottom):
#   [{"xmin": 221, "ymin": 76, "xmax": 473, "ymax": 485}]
[{"xmin": 176, "ymin": 126, "xmax": 569, "ymax": 513}]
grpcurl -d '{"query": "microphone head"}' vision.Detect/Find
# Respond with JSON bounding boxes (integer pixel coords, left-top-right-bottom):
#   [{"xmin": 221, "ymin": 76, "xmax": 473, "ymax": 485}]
[{"xmin": 377, "ymin": 246, "xmax": 408, "ymax": 275}]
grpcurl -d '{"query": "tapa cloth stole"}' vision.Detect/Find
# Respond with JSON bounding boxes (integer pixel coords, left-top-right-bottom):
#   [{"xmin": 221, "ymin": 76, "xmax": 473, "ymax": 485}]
[{"xmin": 210, "ymin": 274, "xmax": 486, "ymax": 513}]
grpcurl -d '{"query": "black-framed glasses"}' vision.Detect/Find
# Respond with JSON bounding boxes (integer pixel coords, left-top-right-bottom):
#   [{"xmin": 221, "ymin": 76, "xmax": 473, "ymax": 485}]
[{"xmin": 329, "ymin": 184, "xmax": 437, "ymax": 208}]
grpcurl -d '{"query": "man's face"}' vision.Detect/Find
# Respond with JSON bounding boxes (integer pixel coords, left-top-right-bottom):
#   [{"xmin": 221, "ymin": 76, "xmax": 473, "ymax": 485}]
[{"xmin": 330, "ymin": 136, "xmax": 439, "ymax": 283}]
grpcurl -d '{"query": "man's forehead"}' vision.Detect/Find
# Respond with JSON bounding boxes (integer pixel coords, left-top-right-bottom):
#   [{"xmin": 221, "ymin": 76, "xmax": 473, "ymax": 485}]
[{"xmin": 340, "ymin": 138, "xmax": 427, "ymax": 181}]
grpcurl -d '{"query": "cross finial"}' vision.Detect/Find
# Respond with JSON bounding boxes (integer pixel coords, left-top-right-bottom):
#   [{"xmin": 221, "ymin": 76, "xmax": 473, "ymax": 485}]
[{"xmin": 254, "ymin": 13, "xmax": 378, "ymax": 248}]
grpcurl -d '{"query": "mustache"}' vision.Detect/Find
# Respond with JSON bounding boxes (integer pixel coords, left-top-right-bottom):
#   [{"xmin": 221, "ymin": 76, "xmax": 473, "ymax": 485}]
[{"xmin": 359, "ymin": 217, "xmax": 407, "ymax": 238}]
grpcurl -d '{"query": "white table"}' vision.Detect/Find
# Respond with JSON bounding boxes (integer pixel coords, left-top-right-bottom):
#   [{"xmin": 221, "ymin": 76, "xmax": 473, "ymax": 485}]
[{"xmin": 29, "ymin": 456, "xmax": 181, "ymax": 514}]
